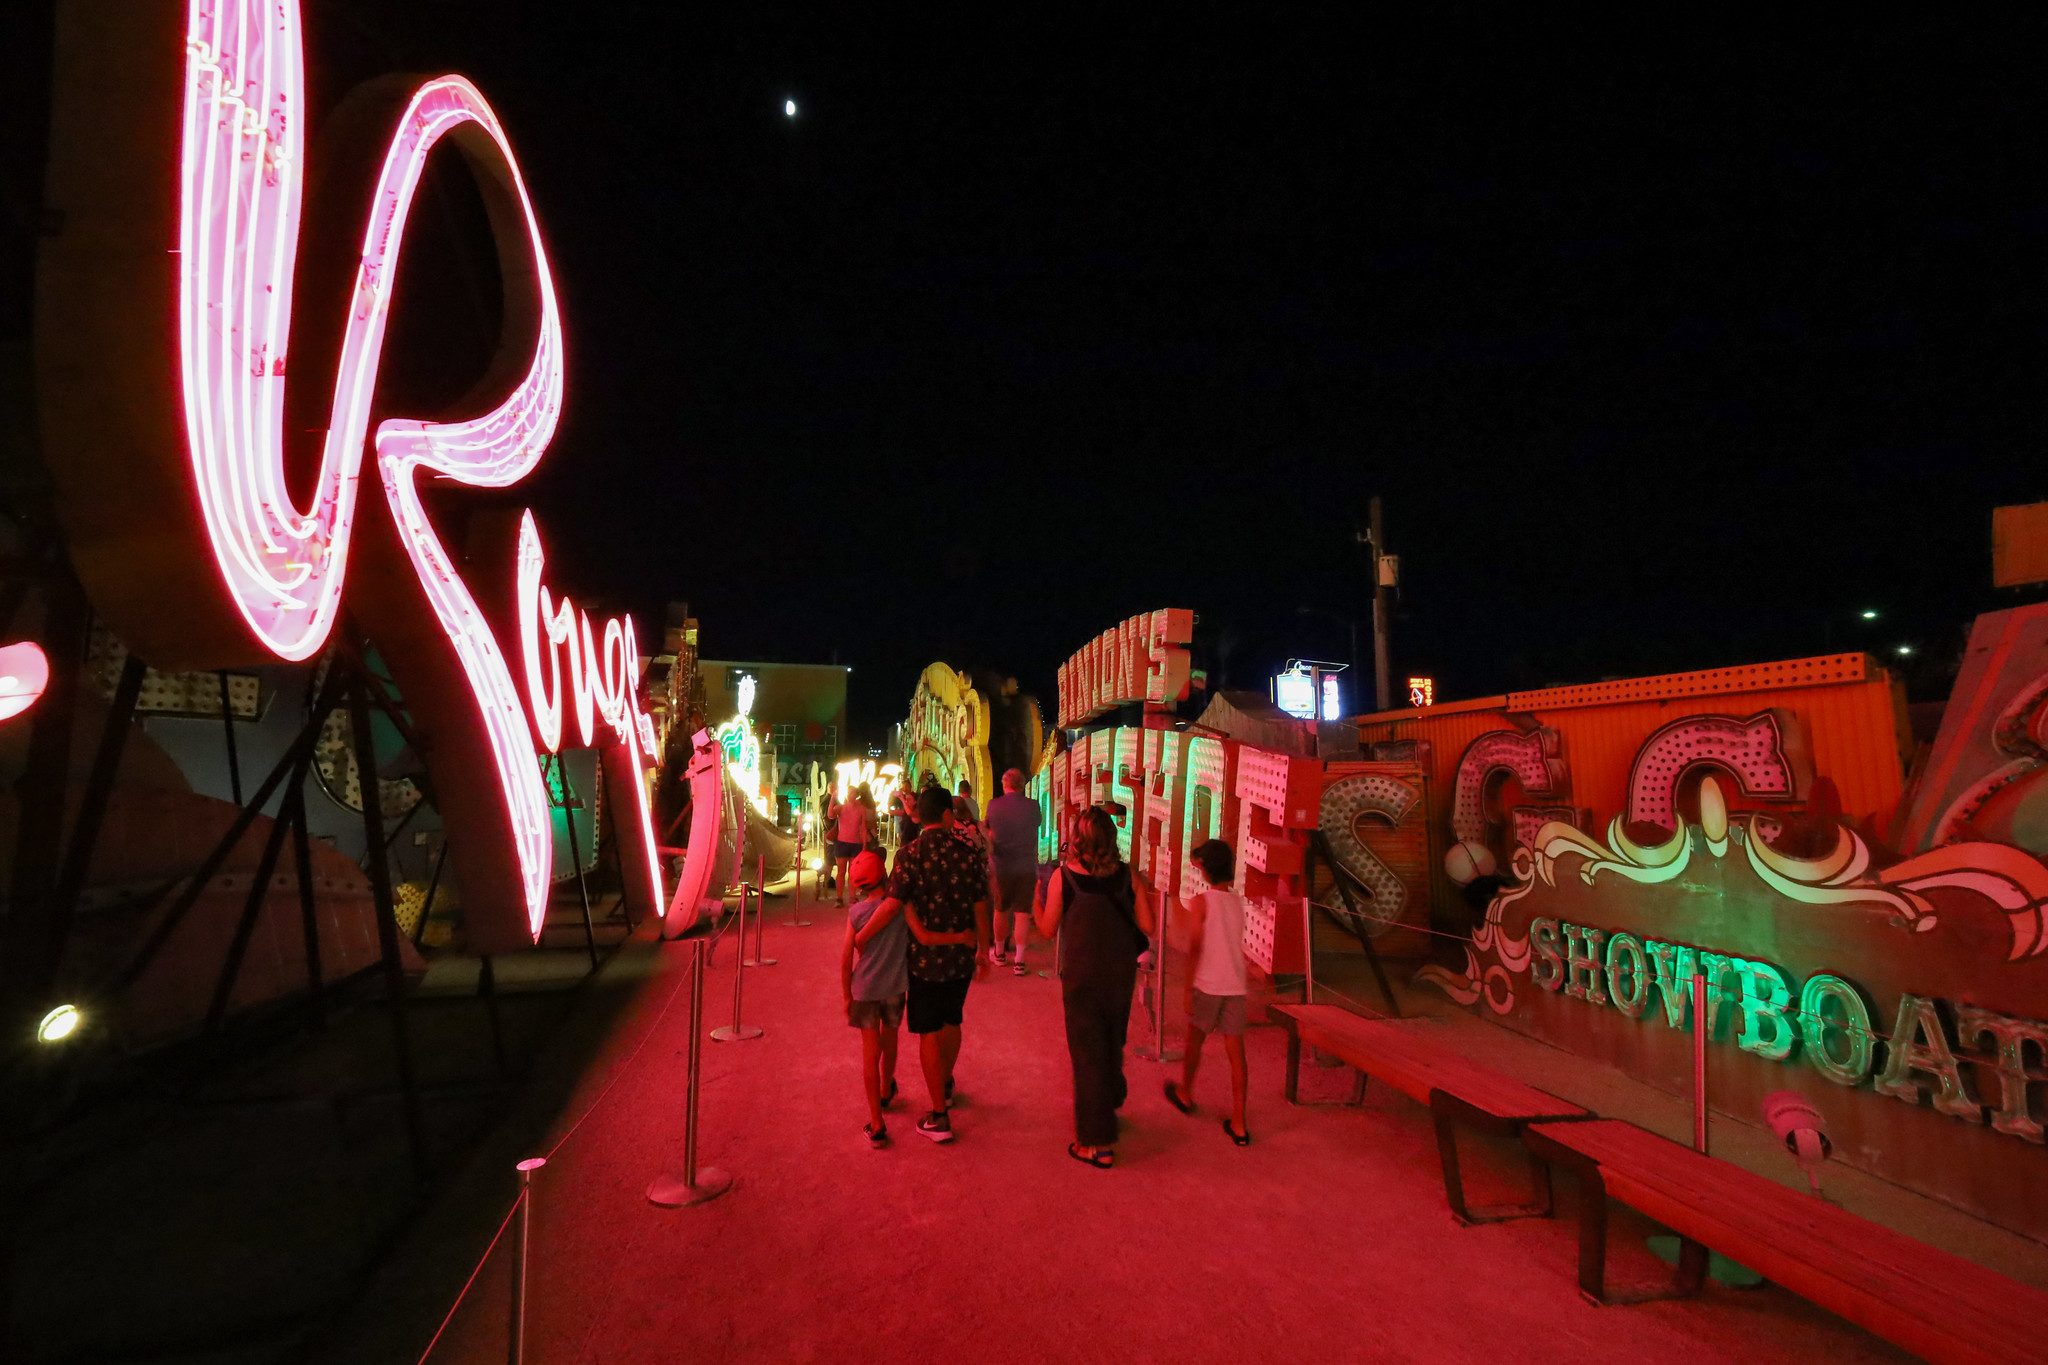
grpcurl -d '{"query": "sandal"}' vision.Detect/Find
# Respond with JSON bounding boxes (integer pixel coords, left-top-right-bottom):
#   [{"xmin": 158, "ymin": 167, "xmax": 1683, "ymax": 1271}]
[
  {"xmin": 1067, "ymin": 1142, "xmax": 1114, "ymax": 1169},
  {"xmin": 1164, "ymin": 1080, "xmax": 1196, "ymax": 1116},
  {"xmin": 1222, "ymin": 1118, "xmax": 1251, "ymax": 1147}
]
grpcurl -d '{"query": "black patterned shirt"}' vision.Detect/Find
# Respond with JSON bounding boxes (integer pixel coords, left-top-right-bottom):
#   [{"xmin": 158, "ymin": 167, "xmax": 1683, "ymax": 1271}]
[{"xmin": 889, "ymin": 825, "xmax": 985, "ymax": 981}]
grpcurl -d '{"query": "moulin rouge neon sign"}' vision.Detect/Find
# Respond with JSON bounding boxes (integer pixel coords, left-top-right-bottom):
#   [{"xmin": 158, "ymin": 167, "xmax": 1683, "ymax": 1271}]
[{"xmin": 159, "ymin": 0, "xmax": 661, "ymax": 939}]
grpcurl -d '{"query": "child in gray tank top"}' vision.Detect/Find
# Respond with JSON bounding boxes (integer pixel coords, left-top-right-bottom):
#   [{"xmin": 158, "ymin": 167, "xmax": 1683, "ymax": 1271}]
[{"xmin": 841, "ymin": 851, "xmax": 906, "ymax": 1146}]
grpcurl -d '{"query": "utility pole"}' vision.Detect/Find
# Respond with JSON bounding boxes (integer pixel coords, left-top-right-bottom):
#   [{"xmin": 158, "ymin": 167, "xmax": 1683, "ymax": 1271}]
[{"xmin": 1368, "ymin": 496, "xmax": 1392, "ymax": 711}]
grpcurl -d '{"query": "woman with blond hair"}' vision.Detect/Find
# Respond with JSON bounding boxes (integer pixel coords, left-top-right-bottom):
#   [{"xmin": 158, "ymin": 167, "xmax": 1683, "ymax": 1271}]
[{"xmin": 1034, "ymin": 805, "xmax": 1156, "ymax": 1168}]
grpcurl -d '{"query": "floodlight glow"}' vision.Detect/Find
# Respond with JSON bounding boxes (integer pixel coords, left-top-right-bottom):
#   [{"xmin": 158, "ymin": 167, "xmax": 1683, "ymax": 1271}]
[
  {"xmin": 1897, "ymin": 644, "xmax": 1916, "ymax": 657},
  {"xmin": 784, "ymin": 99, "xmax": 798, "ymax": 117},
  {"xmin": 1321, "ymin": 675, "xmax": 1343, "ymax": 722},
  {"xmin": 1860, "ymin": 609, "xmax": 1880, "ymax": 621},
  {"xmin": 37, "ymin": 1004, "xmax": 82, "ymax": 1044}
]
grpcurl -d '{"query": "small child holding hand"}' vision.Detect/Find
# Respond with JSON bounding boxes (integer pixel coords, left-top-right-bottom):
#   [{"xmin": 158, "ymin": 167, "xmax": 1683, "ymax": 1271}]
[{"xmin": 841, "ymin": 851, "xmax": 906, "ymax": 1147}]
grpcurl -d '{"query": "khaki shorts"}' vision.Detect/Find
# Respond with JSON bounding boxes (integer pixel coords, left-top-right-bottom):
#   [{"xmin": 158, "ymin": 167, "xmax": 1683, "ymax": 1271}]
[
  {"xmin": 994, "ymin": 870, "xmax": 1036, "ymax": 917},
  {"xmin": 1189, "ymin": 989, "xmax": 1246, "ymax": 1036},
  {"xmin": 847, "ymin": 996, "xmax": 904, "ymax": 1029}
]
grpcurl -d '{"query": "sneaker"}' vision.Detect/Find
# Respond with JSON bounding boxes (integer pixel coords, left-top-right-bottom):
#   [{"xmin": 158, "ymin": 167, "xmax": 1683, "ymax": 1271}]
[
  {"xmin": 990, "ymin": 947, "xmax": 1006, "ymax": 966},
  {"xmin": 917, "ymin": 1110, "xmax": 954, "ymax": 1144},
  {"xmin": 864, "ymin": 1121, "xmax": 889, "ymax": 1148},
  {"xmin": 1012, "ymin": 960, "xmax": 1028, "ymax": 976}
]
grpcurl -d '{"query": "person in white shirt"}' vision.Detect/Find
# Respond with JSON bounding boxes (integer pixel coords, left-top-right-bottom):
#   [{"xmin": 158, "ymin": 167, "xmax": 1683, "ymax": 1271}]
[{"xmin": 1163, "ymin": 839, "xmax": 1251, "ymax": 1145}]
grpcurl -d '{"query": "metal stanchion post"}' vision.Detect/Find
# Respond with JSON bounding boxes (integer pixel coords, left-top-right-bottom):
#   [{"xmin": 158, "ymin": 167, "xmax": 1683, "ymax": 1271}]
[
  {"xmin": 1136, "ymin": 887, "xmax": 1180, "ymax": 1062},
  {"xmin": 713, "ymin": 885, "xmax": 763, "ymax": 1042},
  {"xmin": 783, "ymin": 848, "xmax": 811, "ymax": 927},
  {"xmin": 745, "ymin": 875, "xmax": 774, "ymax": 970},
  {"xmin": 509, "ymin": 1157, "xmax": 545, "ymax": 1364},
  {"xmin": 755, "ymin": 855, "xmax": 780, "ymax": 959},
  {"xmin": 649, "ymin": 939, "xmax": 735, "ymax": 1205},
  {"xmin": 1692, "ymin": 972, "xmax": 1709, "ymax": 1154}
]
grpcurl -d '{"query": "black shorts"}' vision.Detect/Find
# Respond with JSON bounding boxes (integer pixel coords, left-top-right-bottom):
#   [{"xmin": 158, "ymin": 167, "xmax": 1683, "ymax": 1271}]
[{"xmin": 906, "ymin": 975, "xmax": 972, "ymax": 1034}]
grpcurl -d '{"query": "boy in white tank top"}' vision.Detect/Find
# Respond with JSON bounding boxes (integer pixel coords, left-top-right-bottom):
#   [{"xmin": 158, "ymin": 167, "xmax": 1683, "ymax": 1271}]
[{"xmin": 1163, "ymin": 839, "xmax": 1251, "ymax": 1145}]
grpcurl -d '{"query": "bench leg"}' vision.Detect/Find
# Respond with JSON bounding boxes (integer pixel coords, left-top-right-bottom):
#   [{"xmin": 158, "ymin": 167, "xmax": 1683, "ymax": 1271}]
[
  {"xmin": 1284, "ymin": 1029, "xmax": 1300, "ymax": 1104},
  {"xmin": 1674, "ymin": 1237, "xmax": 1708, "ymax": 1296},
  {"xmin": 1432, "ymin": 1102, "xmax": 1551, "ymax": 1226},
  {"xmin": 1435, "ymin": 1107, "xmax": 1475, "ymax": 1225},
  {"xmin": 1577, "ymin": 1172, "xmax": 1610, "ymax": 1305},
  {"xmin": 1575, "ymin": 1174, "xmax": 1709, "ymax": 1306}
]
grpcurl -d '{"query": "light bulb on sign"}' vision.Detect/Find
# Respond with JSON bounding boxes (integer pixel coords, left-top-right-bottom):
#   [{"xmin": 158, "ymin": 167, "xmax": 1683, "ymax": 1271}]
[{"xmin": 0, "ymin": 642, "xmax": 48, "ymax": 722}]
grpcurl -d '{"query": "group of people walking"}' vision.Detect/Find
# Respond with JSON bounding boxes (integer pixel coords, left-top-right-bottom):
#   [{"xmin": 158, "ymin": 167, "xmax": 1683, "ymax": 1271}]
[{"xmin": 836, "ymin": 768, "xmax": 1251, "ymax": 1167}]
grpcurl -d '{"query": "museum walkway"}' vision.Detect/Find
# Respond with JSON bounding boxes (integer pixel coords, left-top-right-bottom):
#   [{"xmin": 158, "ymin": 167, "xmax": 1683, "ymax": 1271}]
[{"xmin": 338, "ymin": 877, "xmax": 1917, "ymax": 1363}]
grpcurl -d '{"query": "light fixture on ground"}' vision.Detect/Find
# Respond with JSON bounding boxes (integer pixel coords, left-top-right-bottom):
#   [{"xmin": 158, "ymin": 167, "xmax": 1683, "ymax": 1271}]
[{"xmin": 37, "ymin": 1003, "xmax": 82, "ymax": 1044}]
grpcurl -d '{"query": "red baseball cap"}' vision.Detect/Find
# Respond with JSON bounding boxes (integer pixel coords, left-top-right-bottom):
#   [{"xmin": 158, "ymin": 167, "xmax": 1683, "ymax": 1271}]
[{"xmin": 850, "ymin": 849, "xmax": 886, "ymax": 892}]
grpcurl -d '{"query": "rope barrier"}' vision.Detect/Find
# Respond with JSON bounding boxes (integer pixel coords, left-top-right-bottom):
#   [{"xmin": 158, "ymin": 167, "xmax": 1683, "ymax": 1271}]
[
  {"xmin": 414, "ymin": 893, "xmax": 741, "ymax": 1359},
  {"xmin": 415, "ymin": 1193, "xmax": 522, "ymax": 1363}
]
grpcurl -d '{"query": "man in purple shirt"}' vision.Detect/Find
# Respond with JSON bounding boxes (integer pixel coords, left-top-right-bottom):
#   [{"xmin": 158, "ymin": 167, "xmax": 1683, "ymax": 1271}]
[{"xmin": 985, "ymin": 768, "xmax": 1042, "ymax": 975}]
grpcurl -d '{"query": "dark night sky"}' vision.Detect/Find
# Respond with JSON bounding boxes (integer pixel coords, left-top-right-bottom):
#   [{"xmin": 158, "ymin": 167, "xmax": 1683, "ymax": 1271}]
[{"xmin": 71, "ymin": 6, "xmax": 2048, "ymax": 742}]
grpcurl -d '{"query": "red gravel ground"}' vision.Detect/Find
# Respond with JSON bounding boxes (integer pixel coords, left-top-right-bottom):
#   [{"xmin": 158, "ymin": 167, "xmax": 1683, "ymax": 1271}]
[{"xmin": 400, "ymin": 878, "xmax": 1906, "ymax": 1363}]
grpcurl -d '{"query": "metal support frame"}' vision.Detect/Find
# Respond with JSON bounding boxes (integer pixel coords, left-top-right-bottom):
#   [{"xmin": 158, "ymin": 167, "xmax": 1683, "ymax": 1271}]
[
  {"xmin": 205, "ymin": 685, "xmax": 330, "ymax": 1031},
  {"xmin": 411, "ymin": 838, "xmax": 450, "ymax": 951},
  {"xmin": 284, "ymin": 782, "xmax": 326, "ymax": 1028},
  {"xmin": 547, "ymin": 753, "xmax": 601, "ymax": 971},
  {"xmin": 217, "ymin": 670, "xmax": 243, "ymax": 806},
  {"xmin": 111, "ymin": 665, "xmax": 344, "ymax": 994},
  {"xmin": 1306, "ymin": 832, "xmax": 1400, "ymax": 1017},
  {"xmin": 32, "ymin": 650, "xmax": 147, "ymax": 1006},
  {"xmin": 345, "ymin": 627, "xmax": 430, "ymax": 1185}
]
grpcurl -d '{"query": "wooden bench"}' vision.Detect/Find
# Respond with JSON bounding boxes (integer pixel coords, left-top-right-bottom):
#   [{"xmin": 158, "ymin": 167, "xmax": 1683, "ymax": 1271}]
[
  {"xmin": 1268, "ymin": 1003, "xmax": 1591, "ymax": 1225},
  {"xmin": 1523, "ymin": 1118, "xmax": 2048, "ymax": 1363}
]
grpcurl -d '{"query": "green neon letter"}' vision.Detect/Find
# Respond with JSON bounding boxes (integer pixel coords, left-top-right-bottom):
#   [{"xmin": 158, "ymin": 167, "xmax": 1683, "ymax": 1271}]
[
  {"xmin": 1732, "ymin": 958, "xmax": 1795, "ymax": 1061},
  {"xmin": 1875, "ymin": 993, "xmax": 1981, "ymax": 1121},
  {"xmin": 1562, "ymin": 923, "xmax": 1609, "ymax": 1005},
  {"xmin": 1645, "ymin": 940, "xmax": 1699, "ymax": 1029},
  {"xmin": 1798, "ymin": 973, "xmax": 1876, "ymax": 1086},
  {"xmin": 1604, "ymin": 932, "xmax": 1650, "ymax": 1020},
  {"xmin": 1530, "ymin": 917, "xmax": 1564, "ymax": 992},
  {"xmin": 1956, "ymin": 1005, "xmax": 2048, "ymax": 1143}
]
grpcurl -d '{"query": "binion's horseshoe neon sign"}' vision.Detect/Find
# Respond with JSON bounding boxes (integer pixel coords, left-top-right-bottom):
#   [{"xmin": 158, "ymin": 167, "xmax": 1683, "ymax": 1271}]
[{"xmin": 35, "ymin": 0, "xmax": 666, "ymax": 948}]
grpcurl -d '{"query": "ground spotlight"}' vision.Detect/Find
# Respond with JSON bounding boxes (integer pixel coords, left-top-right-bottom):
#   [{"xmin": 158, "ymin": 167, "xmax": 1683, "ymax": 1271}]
[{"xmin": 37, "ymin": 1003, "xmax": 83, "ymax": 1044}]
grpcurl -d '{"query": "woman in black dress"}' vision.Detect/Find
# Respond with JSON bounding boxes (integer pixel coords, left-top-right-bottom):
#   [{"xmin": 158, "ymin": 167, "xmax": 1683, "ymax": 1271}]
[{"xmin": 1034, "ymin": 805, "xmax": 1157, "ymax": 1168}]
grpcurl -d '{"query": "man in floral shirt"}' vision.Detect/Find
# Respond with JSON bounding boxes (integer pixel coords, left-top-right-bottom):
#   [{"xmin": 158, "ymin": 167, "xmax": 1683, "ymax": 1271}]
[{"xmin": 883, "ymin": 784, "xmax": 990, "ymax": 1142}]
